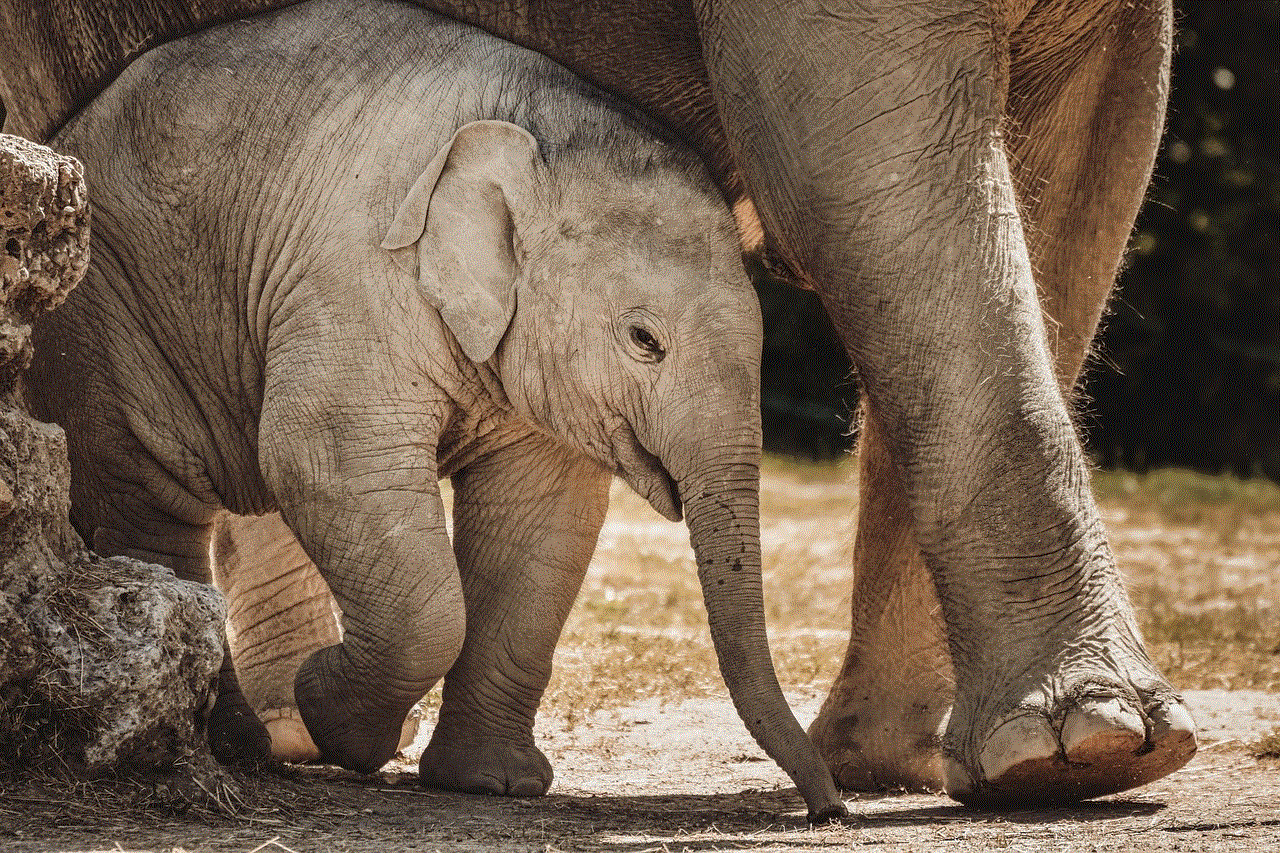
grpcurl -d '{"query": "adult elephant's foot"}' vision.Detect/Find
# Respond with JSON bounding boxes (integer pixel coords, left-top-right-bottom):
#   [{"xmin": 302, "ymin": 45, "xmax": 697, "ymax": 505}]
[
  {"xmin": 419, "ymin": 735, "xmax": 553, "ymax": 797},
  {"xmin": 808, "ymin": 514, "xmax": 955, "ymax": 794},
  {"xmin": 808, "ymin": 612, "xmax": 953, "ymax": 792},
  {"xmin": 809, "ymin": 678, "xmax": 951, "ymax": 793},
  {"xmin": 943, "ymin": 676, "xmax": 1197, "ymax": 806}
]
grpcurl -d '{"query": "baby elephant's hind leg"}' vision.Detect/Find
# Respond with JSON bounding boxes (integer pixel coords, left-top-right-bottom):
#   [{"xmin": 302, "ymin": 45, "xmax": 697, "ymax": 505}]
[{"xmin": 212, "ymin": 512, "xmax": 421, "ymax": 762}]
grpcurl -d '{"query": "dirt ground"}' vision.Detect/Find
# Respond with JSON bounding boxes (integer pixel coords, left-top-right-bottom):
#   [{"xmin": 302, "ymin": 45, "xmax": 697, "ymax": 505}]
[{"xmin": 2, "ymin": 461, "xmax": 1278, "ymax": 851}]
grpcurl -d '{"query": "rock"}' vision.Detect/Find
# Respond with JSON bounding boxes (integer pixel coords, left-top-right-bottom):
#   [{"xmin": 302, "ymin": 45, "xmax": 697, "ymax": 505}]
[
  {"xmin": 0, "ymin": 133, "xmax": 226, "ymax": 779},
  {"xmin": 0, "ymin": 133, "xmax": 90, "ymax": 393},
  {"xmin": 0, "ymin": 545, "xmax": 225, "ymax": 770}
]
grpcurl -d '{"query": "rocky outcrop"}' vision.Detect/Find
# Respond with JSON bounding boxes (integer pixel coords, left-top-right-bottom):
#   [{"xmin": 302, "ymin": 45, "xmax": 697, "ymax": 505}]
[{"xmin": 0, "ymin": 133, "xmax": 225, "ymax": 775}]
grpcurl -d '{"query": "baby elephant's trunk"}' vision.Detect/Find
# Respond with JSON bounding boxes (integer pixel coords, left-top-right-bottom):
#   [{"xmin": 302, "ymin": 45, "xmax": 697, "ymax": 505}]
[{"xmin": 677, "ymin": 458, "xmax": 847, "ymax": 822}]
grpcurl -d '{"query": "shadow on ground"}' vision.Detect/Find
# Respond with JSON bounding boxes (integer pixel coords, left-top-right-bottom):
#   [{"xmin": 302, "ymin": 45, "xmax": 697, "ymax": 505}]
[{"xmin": 3, "ymin": 754, "xmax": 1275, "ymax": 853}]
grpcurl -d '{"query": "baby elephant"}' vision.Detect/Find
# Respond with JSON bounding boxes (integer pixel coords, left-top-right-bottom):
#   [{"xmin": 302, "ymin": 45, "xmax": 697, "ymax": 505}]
[{"xmin": 28, "ymin": 0, "xmax": 842, "ymax": 817}]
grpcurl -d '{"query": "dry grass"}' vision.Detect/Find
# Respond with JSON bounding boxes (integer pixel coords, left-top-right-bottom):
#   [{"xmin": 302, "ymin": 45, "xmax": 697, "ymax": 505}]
[
  {"xmin": 540, "ymin": 459, "xmax": 1280, "ymax": 728},
  {"xmin": 541, "ymin": 456, "xmax": 858, "ymax": 727},
  {"xmin": 1097, "ymin": 469, "xmax": 1280, "ymax": 692},
  {"xmin": 1251, "ymin": 727, "xmax": 1280, "ymax": 759}
]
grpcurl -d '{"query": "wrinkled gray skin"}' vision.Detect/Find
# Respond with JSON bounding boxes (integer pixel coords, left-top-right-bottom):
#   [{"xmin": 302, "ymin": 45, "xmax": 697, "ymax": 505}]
[
  {"xmin": 3, "ymin": 0, "xmax": 1196, "ymax": 807},
  {"xmin": 211, "ymin": 510, "xmax": 373, "ymax": 765},
  {"xmin": 25, "ymin": 0, "xmax": 843, "ymax": 816}
]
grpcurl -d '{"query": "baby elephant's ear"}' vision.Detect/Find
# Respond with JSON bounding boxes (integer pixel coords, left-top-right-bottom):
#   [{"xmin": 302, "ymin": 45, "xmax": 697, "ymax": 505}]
[{"xmin": 382, "ymin": 120, "xmax": 539, "ymax": 363}]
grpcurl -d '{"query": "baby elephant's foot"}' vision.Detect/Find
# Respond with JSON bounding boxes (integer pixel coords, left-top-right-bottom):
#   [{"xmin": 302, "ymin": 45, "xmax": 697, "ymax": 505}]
[
  {"xmin": 944, "ymin": 679, "xmax": 1197, "ymax": 806},
  {"xmin": 207, "ymin": 688, "xmax": 272, "ymax": 765},
  {"xmin": 260, "ymin": 706, "xmax": 421, "ymax": 764},
  {"xmin": 419, "ymin": 736, "xmax": 553, "ymax": 797}
]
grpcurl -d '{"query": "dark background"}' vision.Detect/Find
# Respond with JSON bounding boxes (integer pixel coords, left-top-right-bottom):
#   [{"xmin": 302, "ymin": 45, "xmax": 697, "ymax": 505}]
[{"xmin": 757, "ymin": 0, "xmax": 1280, "ymax": 482}]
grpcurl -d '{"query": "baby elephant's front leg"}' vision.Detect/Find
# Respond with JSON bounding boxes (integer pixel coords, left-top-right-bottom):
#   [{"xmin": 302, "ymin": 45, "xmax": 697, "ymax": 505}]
[
  {"xmin": 420, "ymin": 435, "xmax": 610, "ymax": 796},
  {"xmin": 261, "ymin": 365, "xmax": 464, "ymax": 774},
  {"xmin": 286, "ymin": 477, "xmax": 463, "ymax": 774},
  {"xmin": 212, "ymin": 512, "xmax": 421, "ymax": 763}
]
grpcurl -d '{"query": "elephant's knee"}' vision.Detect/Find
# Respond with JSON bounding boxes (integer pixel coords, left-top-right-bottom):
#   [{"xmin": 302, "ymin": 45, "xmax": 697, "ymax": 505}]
[
  {"xmin": 347, "ymin": 593, "xmax": 466, "ymax": 703},
  {"xmin": 295, "ymin": 604, "xmax": 461, "ymax": 774},
  {"xmin": 397, "ymin": 599, "xmax": 467, "ymax": 695}
]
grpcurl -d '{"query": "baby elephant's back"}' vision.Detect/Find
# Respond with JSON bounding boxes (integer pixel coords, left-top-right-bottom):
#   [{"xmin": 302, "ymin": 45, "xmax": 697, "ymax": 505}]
[
  {"xmin": 32, "ymin": 0, "xmax": 527, "ymax": 521},
  {"xmin": 47, "ymin": 0, "xmax": 625, "ymax": 298},
  {"xmin": 54, "ymin": 1, "xmax": 520, "ymax": 215}
]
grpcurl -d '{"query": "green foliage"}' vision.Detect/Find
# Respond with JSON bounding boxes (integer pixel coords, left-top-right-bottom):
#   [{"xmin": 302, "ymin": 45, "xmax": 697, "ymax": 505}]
[
  {"xmin": 1091, "ymin": 467, "xmax": 1280, "ymax": 519},
  {"xmin": 753, "ymin": 262, "xmax": 857, "ymax": 459}
]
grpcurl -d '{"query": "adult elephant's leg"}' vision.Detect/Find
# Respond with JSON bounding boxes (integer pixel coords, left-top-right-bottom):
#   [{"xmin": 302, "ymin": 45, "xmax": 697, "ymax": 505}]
[
  {"xmin": 211, "ymin": 512, "xmax": 424, "ymax": 763},
  {"xmin": 420, "ymin": 435, "xmax": 610, "ymax": 796},
  {"xmin": 1007, "ymin": 0, "xmax": 1170, "ymax": 386},
  {"xmin": 987, "ymin": 0, "xmax": 1196, "ymax": 793},
  {"xmin": 808, "ymin": 411, "xmax": 952, "ymax": 792},
  {"xmin": 697, "ymin": 0, "xmax": 1193, "ymax": 803},
  {"xmin": 809, "ymin": 0, "xmax": 1190, "ymax": 796}
]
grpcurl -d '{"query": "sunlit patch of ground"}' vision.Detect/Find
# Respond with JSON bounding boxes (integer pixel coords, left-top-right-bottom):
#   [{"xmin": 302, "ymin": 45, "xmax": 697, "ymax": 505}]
[
  {"xmin": 541, "ymin": 459, "xmax": 1280, "ymax": 730},
  {"xmin": 6, "ymin": 460, "xmax": 1277, "ymax": 852},
  {"xmin": 1095, "ymin": 469, "xmax": 1280, "ymax": 694},
  {"xmin": 542, "ymin": 455, "xmax": 859, "ymax": 726}
]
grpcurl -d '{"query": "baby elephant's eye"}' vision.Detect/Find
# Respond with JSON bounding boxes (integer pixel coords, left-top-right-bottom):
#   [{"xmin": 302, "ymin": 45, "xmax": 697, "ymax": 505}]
[{"xmin": 629, "ymin": 325, "xmax": 666, "ymax": 362}]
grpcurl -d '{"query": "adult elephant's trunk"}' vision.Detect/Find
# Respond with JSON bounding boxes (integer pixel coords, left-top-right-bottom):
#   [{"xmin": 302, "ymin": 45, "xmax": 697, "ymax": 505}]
[{"xmin": 677, "ymin": 459, "xmax": 846, "ymax": 821}]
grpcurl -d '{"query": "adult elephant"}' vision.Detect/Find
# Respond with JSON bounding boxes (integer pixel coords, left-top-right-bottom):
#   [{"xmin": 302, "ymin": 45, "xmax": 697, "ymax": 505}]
[{"xmin": 0, "ymin": 0, "xmax": 1194, "ymax": 805}]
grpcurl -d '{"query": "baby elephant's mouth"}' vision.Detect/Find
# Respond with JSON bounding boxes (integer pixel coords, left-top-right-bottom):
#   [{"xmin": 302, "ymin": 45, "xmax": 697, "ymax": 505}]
[{"xmin": 611, "ymin": 427, "xmax": 682, "ymax": 522}]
